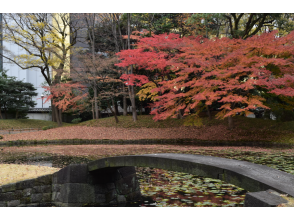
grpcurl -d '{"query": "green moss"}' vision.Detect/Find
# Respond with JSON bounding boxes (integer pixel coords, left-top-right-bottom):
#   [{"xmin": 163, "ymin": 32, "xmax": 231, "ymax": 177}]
[{"xmin": 1, "ymin": 183, "xmax": 16, "ymax": 193}]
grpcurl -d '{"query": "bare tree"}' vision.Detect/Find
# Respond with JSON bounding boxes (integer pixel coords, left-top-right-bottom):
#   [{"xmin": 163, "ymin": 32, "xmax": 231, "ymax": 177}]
[
  {"xmin": 71, "ymin": 50, "xmax": 123, "ymax": 122},
  {"xmin": 127, "ymin": 13, "xmax": 137, "ymax": 121}
]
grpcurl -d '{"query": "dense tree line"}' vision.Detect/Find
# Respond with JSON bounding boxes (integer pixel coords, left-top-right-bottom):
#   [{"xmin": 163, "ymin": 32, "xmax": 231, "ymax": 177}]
[{"xmin": 2, "ymin": 13, "xmax": 294, "ymax": 127}]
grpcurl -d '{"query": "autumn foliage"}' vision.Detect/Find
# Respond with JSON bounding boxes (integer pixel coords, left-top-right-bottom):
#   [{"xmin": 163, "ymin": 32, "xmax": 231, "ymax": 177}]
[
  {"xmin": 43, "ymin": 82, "xmax": 88, "ymax": 113},
  {"xmin": 116, "ymin": 31, "xmax": 294, "ymax": 127}
]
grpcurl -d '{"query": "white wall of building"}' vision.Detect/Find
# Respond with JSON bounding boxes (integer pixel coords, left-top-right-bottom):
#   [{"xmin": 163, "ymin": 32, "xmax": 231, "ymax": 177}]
[
  {"xmin": 26, "ymin": 113, "xmax": 52, "ymax": 121},
  {"xmin": 3, "ymin": 41, "xmax": 51, "ymax": 109}
]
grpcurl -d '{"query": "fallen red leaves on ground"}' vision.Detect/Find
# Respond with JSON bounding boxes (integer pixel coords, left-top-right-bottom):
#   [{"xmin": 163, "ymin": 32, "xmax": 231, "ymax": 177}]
[
  {"xmin": 2, "ymin": 145, "xmax": 294, "ymax": 158},
  {"xmin": 0, "ymin": 125, "xmax": 279, "ymax": 142}
]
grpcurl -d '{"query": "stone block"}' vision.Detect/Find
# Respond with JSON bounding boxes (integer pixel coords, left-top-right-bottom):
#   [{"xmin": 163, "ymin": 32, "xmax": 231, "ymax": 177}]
[
  {"xmin": 88, "ymin": 158, "xmax": 109, "ymax": 171},
  {"xmin": 0, "ymin": 202, "xmax": 6, "ymax": 207},
  {"xmin": 41, "ymin": 185, "xmax": 52, "ymax": 193},
  {"xmin": 60, "ymin": 183, "xmax": 95, "ymax": 204},
  {"xmin": 52, "ymin": 184, "xmax": 61, "ymax": 192},
  {"xmin": 125, "ymin": 191, "xmax": 141, "ymax": 202},
  {"xmin": 52, "ymin": 173, "xmax": 58, "ymax": 184},
  {"xmin": 42, "ymin": 193, "xmax": 52, "ymax": 203},
  {"xmin": 36, "ymin": 174, "xmax": 52, "ymax": 186},
  {"xmin": 95, "ymin": 194, "xmax": 106, "ymax": 203},
  {"xmin": 39, "ymin": 202, "xmax": 53, "ymax": 207},
  {"xmin": 94, "ymin": 184, "xmax": 108, "ymax": 194},
  {"xmin": 115, "ymin": 175, "xmax": 136, "ymax": 195},
  {"xmin": 0, "ymin": 192, "xmax": 16, "ymax": 201},
  {"xmin": 7, "ymin": 200, "xmax": 20, "ymax": 207},
  {"xmin": 1, "ymin": 183, "xmax": 16, "ymax": 193},
  {"xmin": 52, "ymin": 192, "xmax": 62, "ymax": 203},
  {"xmin": 20, "ymin": 197, "xmax": 31, "ymax": 205},
  {"xmin": 108, "ymin": 199, "xmax": 118, "ymax": 206},
  {"xmin": 244, "ymin": 190, "xmax": 288, "ymax": 207},
  {"xmin": 55, "ymin": 164, "xmax": 89, "ymax": 184},
  {"xmin": 33, "ymin": 186, "xmax": 42, "ymax": 193},
  {"xmin": 118, "ymin": 166, "xmax": 136, "ymax": 179},
  {"xmin": 23, "ymin": 188, "xmax": 33, "ymax": 197},
  {"xmin": 14, "ymin": 190, "xmax": 23, "ymax": 200},
  {"xmin": 26, "ymin": 203, "xmax": 39, "ymax": 207},
  {"xmin": 105, "ymin": 189, "xmax": 117, "ymax": 203},
  {"xmin": 31, "ymin": 193, "xmax": 43, "ymax": 203},
  {"xmin": 16, "ymin": 179, "xmax": 35, "ymax": 190},
  {"xmin": 117, "ymin": 195, "xmax": 126, "ymax": 204}
]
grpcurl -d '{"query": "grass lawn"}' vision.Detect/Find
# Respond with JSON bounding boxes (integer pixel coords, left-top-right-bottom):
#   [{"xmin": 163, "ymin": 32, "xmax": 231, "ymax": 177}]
[
  {"xmin": 80, "ymin": 114, "xmax": 294, "ymax": 145},
  {"xmin": 0, "ymin": 119, "xmax": 70, "ymax": 130}
]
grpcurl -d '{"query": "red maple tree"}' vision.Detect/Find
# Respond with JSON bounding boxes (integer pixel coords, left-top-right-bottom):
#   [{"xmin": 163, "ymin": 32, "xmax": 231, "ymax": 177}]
[
  {"xmin": 116, "ymin": 31, "xmax": 294, "ymax": 129},
  {"xmin": 43, "ymin": 82, "xmax": 88, "ymax": 114}
]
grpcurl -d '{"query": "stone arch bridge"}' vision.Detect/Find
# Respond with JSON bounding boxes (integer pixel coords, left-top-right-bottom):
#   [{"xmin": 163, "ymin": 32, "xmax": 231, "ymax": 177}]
[{"xmin": 0, "ymin": 153, "xmax": 293, "ymax": 207}]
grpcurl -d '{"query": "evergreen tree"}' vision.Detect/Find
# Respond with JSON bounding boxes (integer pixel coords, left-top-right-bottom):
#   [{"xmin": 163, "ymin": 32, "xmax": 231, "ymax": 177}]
[{"xmin": 0, "ymin": 69, "xmax": 37, "ymax": 119}]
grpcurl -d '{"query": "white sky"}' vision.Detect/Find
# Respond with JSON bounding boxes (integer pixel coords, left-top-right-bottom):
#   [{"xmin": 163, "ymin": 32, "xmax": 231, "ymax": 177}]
[{"xmin": 0, "ymin": 0, "xmax": 291, "ymax": 13}]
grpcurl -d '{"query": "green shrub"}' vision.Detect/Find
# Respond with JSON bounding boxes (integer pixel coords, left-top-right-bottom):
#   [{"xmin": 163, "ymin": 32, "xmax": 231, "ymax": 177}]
[
  {"xmin": 71, "ymin": 118, "xmax": 82, "ymax": 124},
  {"xmin": 0, "ymin": 135, "xmax": 3, "ymax": 139},
  {"xmin": 42, "ymin": 125, "xmax": 55, "ymax": 130}
]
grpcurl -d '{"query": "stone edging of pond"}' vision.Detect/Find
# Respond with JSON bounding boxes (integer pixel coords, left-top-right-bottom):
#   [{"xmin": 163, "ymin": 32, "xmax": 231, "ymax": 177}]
[{"xmin": 0, "ymin": 138, "xmax": 292, "ymax": 148}]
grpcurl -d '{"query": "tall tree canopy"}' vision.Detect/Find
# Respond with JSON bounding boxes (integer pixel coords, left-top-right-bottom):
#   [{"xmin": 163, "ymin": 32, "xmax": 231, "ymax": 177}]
[{"xmin": 117, "ymin": 31, "xmax": 294, "ymax": 129}]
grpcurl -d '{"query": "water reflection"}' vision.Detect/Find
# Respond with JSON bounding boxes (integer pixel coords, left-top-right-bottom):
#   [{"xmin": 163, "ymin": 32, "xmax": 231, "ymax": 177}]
[{"xmin": 26, "ymin": 161, "xmax": 53, "ymax": 167}]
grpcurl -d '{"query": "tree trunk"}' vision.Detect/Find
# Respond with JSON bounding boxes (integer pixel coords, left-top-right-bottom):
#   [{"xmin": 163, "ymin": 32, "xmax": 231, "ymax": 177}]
[
  {"xmin": 52, "ymin": 105, "xmax": 56, "ymax": 122},
  {"xmin": 15, "ymin": 110, "xmax": 19, "ymax": 119},
  {"xmin": 127, "ymin": 13, "xmax": 137, "ymax": 122},
  {"xmin": 0, "ymin": 107, "xmax": 3, "ymax": 119},
  {"xmin": 206, "ymin": 105, "xmax": 212, "ymax": 120},
  {"xmin": 114, "ymin": 101, "xmax": 119, "ymax": 116},
  {"xmin": 139, "ymin": 103, "xmax": 143, "ymax": 115},
  {"xmin": 92, "ymin": 101, "xmax": 95, "ymax": 119},
  {"xmin": 58, "ymin": 108, "xmax": 62, "ymax": 126},
  {"xmin": 53, "ymin": 105, "xmax": 62, "ymax": 127},
  {"xmin": 123, "ymin": 83, "xmax": 127, "ymax": 116},
  {"xmin": 228, "ymin": 115, "xmax": 234, "ymax": 130},
  {"xmin": 111, "ymin": 98, "xmax": 119, "ymax": 123},
  {"xmin": 86, "ymin": 14, "xmax": 99, "ymax": 120},
  {"xmin": 177, "ymin": 109, "xmax": 184, "ymax": 119},
  {"xmin": 263, "ymin": 109, "xmax": 271, "ymax": 120},
  {"xmin": 128, "ymin": 85, "xmax": 137, "ymax": 121},
  {"xmin": 93, "ymin": 83, "xmax": 99, "ymax": 119},
  {"xmin": 50, "ymin": 93, "xmax": 62, "ymax": 125}
]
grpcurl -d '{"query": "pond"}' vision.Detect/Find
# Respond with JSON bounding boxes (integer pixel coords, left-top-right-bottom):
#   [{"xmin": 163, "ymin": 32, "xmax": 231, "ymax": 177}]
[{"xmin": 130, "ymin": 167, "xmax": 246, "ymax": 207}]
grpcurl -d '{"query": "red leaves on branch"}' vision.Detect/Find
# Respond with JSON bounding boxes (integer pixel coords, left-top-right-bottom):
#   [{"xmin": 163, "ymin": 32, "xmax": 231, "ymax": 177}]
[
  {"xmin": 116, "ymin": 31, "xmax": 294, "ymax": 121},
  {"xmin": 120, "ymin": 74, "xmax": 149, "ymax": 87},
  {"xmin": 43, "ymin": 83, "xmax": 88, "ymax": 112}
]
